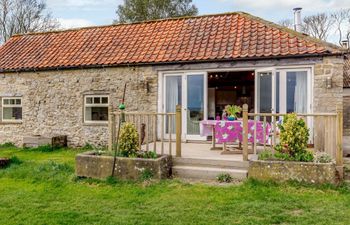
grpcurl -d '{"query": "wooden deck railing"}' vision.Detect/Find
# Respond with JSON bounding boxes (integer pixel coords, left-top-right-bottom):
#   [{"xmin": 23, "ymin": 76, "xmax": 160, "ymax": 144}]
[
  {"xmin": 108, "ymin": 103, "xmax": 343, "ymax": 170},
  {"xmin": 242, "ymin": 104, "xmax": 343, "ymax": 168},
  {"xmin": 108, "ymin": 105, "xmax": 182, "ymax": 157}
]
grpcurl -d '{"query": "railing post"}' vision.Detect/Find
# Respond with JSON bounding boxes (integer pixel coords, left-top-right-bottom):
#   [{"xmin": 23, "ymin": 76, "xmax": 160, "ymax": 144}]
[
  {"xmin": 336, "ymin": 104, "xmax": 343, "ymax": 179},
  {"xmin": 176, "ymin": 105, "xmax": 182, "ymax": 157},
  {"xmin": 242, "ymin": 104, "xmax": 249, "ymax": 161},
  {"xmin": 108, "ymin": 106, "xmax": 116, "ymax": 152}
]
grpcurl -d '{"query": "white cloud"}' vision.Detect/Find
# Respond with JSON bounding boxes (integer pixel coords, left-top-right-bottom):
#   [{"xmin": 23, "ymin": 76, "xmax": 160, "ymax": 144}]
[
  {"xmin": 47, "ymin": 0, "xmax": 121, "ymax": 9},
  {"xmin": 58, "ymin": 18, "xmax": 95, "ymax": 29},
  {"xmin": 223, "ymin": 0, "xmax": 349, "ymax": 13}
]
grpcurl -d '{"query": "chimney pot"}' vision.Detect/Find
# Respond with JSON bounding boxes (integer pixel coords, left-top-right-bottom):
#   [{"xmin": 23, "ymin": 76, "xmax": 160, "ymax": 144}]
[
  {"xmin": 293, "ymin": 7, "xmax": 303, "ymax": 32},
  {"xmin": 341, "ymin": 40, "xmax": 349, "ymax": 49}
]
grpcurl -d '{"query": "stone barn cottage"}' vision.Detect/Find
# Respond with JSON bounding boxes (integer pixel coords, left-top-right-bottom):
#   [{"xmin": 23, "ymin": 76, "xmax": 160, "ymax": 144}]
[{"xmin": 0, "ymin": 12, "xmax": 346, "ymax": 147}]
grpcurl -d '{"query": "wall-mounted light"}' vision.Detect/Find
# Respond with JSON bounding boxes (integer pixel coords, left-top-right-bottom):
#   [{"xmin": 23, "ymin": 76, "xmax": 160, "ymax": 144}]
[{"xmin": 325, "ymin": 76, "xmax": 332, "ymax": 89}]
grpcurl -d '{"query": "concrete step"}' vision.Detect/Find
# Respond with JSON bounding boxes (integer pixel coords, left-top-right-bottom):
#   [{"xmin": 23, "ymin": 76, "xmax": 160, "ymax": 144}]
[
  {"xmin": 173, "ymin": 157, "xmax": 249, "ymax": 169},
  {"xmin": 344, "ymin": 158, "xmax": 350, "ymax": 180},
  {"xmin": 344, "ymin": 158, "xmax": 350, "ymax": 181},
  {"xmin": 172, "ymin": 165, "xmax": 248, "ymax": 180}
]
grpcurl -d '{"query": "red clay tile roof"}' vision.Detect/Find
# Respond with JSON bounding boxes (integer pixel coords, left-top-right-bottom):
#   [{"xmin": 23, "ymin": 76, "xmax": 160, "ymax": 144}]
[{"xmin": 0, "ymin": 12, "xmax": 343, "ymax": 72}]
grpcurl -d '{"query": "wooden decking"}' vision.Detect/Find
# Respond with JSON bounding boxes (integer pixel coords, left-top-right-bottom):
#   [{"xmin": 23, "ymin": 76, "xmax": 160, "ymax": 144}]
[{"xmin": 141, "ymin": 141, "xmax": 258, "ymax": 161}]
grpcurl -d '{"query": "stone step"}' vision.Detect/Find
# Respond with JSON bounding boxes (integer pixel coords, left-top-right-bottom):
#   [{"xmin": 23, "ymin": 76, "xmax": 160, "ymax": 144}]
[
  {"xmin": 172, "ymin": 165, "xmax": 248, "ymax": 180},
  {"xmin": 344, "ymin": 158, "xmax": 350, "ymax": 180},
  {"xmin": 173, "ymin": 157, "xmax": 249, "ymax": 169}
]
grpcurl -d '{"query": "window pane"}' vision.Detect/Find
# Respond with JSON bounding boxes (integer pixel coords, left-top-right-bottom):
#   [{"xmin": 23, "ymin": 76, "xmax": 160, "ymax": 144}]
[
  {"xmin": 102, "ymin": 97, "xmax": 108, "ymax": 104},
  {"xmin": 286, "ymin": 71, "xmax": 307, "ymax": 113},
  {"xmin": 165, "ymin": 76, "xmax": 182, "ymax": 133},
  {"xmin": 257, "ymin": 72, "xmax": 272, "ymax": 113},
  {"xmin": 94, "ymin": 97, "xmax": 100, "ymax": 104},
  {"xmin": 15, "ymin": 99, "xmax": 21, "ymax": 105},
  {"xmin": 3, "ymin": 107, "xmax": 22, "ymax": 120},
  {"xmin": 3, "ymin": 99, "xmax": 9, "ymax": 105},
  {"xmin": 86, "ymin": 97, "xmax": 92, "ymax": 104},
  {"xmin": 275, "ymin": 72, "xmax": 280, "ymax": 113},
  {"xmin": 85, "ymin": 107, "xmax": 108, "ymax": 121},
  {"xmin": 187, "ymin": 75, "xmax": 204, "ymax": 135},
  {"xmin": 10, "ymin": 99, "xmax": 15, "ymax": 105}
]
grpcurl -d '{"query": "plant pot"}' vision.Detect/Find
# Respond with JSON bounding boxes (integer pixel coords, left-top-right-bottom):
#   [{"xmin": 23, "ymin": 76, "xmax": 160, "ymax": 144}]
[
  {"xmin": 227, "ymin": 116, "xmax": 236, "ymax": 121},
  {"xmin": 76, "ymin": 151, "xmax": 172, "ymax": 180}
]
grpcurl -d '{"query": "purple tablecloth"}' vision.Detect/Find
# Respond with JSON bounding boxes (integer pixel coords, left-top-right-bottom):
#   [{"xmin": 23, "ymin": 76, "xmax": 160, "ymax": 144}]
[
  {"xmin": 200, "ymin": 120, "xmax": 271, "ymax": 144},
  {"xmin": 200, "ymin": 120, "xmax": 218, "ymax": 136}
]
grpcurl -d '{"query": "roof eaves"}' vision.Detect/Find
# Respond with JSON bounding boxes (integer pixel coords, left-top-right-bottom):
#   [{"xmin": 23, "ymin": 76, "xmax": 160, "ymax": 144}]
[{"xmin": 0, "ymin": 52, "xmax": 342, "ymax": 73}]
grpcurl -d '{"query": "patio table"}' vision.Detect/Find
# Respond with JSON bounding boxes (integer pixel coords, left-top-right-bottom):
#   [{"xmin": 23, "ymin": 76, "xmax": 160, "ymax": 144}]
[
  {"xmin": 200, "ymin": 120, "xmax": 271, "ymax": 152},
  {"xmin": 200, "ymin": 120, "xmax": 222, "ymax": 150}
]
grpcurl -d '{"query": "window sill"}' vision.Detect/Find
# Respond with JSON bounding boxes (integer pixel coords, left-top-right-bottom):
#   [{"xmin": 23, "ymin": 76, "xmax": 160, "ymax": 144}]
[
  {"xmin": 0, "ymin": 121, "xmax": 23, "ymax": 125},
  {"xmin": 83, "ymin": 122, "xmax": 108, "ymax": 127}
]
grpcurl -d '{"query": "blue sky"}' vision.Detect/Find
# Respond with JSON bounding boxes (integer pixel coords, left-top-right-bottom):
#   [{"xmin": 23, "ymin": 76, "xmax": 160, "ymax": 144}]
[{"xmin": 47, "ymin": 0, "xmax": 349, "ymax": 29}]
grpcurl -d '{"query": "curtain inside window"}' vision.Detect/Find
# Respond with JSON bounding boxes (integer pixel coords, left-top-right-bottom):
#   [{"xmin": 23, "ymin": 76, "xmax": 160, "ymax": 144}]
[
  {"xmin": 293, "ymin": 72, "xmax": 307, "ymax": 113},
  {"xmin": 165, "ymin": 76, "xmax": 182, "ymax": 133}
]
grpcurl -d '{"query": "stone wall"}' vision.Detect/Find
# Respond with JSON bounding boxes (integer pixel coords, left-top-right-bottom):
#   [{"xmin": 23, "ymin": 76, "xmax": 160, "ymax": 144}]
[
  {"xmin": 0, "ymin": 55, "xmax": 344, "ymax": 147},
  {"xmin": 314, "ymin": 56, "xmax": 344, "ymax": 113},
  {"xmin": 248, "ymin": 160, "xmax": 339, "ymax": 184},
  {"xmin": 344, "ymin": 89, "xmax": 350, "ymax": 136},
  {"xmin": 75, "ymin": 151, "xmax": 172, "ymax": 180},
  {"xmin": 0, "ymin": 66, "xmax": 158, "ymax": 147},
  {"xmin": 313, "ymin": 56, "xmax": 344, "ymax": 151}
]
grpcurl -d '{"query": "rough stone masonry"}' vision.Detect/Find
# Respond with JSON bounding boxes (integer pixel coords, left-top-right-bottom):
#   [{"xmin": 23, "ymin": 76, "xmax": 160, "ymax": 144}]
[{"xmin": 0, "ymin": 55, "xmax": 344, "ymax": 147}]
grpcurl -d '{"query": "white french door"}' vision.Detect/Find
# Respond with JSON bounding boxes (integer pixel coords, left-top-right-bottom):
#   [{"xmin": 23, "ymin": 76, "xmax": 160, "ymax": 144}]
[
  {"xmin": 255, "ymin": 68, "xmax": 276, "ymax": 114},
  {"xmin": 184, "ymin": 73, "xmax": 208, "ymax": 140},
  {"xmin": 255, "ymin": 67, "xmax": 312, "ymax": 115},
  {"xmin": 163, "ymin": 72, "xmax": 207, "ymax": 141}
]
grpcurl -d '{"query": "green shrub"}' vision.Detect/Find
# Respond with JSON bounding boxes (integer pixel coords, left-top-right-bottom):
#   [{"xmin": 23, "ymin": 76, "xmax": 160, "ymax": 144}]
[
  {"xmin": 314, "ymin": 152, "xmax": 333, "ymax": 163},
  {"xmin": 142, "ymin": 151, "xmax": 157, "ymax": 159},
  {"xmin": 81, "ymin": 143, "xmax": 94, "ymax": 150},
  {"xmin": 275, "ymin": 113, "xmax": 313, "ymax": 162},
  {"xmin": 217, "ymin": 173, "xmax": 233, "ymax": 183},
  {"xmin": 294, "ymin": 150, "xmax": 314, "ymax": 162},
  {"xmin": 0, "ymin": 142, "xmax": 16, "ymax": 148},
  {"xmin": 279, "ymin": 113, "xmax": 309, "ymax": 154},
  {"xmin": 118, "ymin": 122, "xmax": 139, "ymax": 157},
  {"xmin": 258, "ymin": 149, "xmax": 274, "ymax": 160},
  {"xmin": 93, "ymin": 145, "xmax": 107, "ymax": 155},
  {"xmin": 274, "ymin": 152, "xmax": 293, "ymax": 161}
]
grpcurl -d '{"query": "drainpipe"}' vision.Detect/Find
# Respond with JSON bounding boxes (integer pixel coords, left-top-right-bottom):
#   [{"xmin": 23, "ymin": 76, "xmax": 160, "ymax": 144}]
[{"xmin": 293, "ymin": 7, "xmax": 303, "ymax": 32}]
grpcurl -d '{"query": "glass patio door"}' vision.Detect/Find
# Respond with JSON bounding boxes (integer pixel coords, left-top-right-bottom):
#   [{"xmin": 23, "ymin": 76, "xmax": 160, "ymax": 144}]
[
  {"xmin": 184, "ymin": 73, "xmax": 207, "ymax": 140},
  {"xmin": 163, "ymin": 72, "xmax": 207, "ymax": 141},
  {"xmin": 165, "ymin": 75, "xmax": 182, "ymax": 135},
  {"xmin": 277, "ymin": 69, "xmax": 311, "ymax": 114},
  {"xmin": 255, "ymin": 68, "xmax": 276, "ymax": 114},
  {"xmin": 256, "ymin": 68, "xmax": 311, "ymax": 115}
]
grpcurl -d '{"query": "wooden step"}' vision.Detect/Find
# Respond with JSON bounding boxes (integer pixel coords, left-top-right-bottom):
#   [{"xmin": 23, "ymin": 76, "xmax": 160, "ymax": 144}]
[{"xmin": 172, "ymin": 165, "xmax": 248, "ymax": 181}]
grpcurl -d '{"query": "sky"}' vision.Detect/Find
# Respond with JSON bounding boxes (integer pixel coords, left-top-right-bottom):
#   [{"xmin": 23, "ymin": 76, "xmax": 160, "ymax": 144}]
[{"xmin": 47, "ymin": 0, "xmax": 350, "ymax": 42}]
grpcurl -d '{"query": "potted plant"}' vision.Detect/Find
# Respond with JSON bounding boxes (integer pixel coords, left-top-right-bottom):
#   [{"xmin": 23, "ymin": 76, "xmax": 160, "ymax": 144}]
[{"xmin": 224, "ymin": 105, "xmax": 242, "ymax": 121}]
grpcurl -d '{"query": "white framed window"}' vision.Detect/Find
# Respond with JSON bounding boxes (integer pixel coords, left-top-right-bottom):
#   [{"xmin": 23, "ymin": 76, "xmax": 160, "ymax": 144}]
[
  {"xmin": 2, "ymin": 97, "xmax": 23, "ymax": 122},
  {"xmin": 84, "ymin": 95, "xmax": 109, "ymax": 123}
]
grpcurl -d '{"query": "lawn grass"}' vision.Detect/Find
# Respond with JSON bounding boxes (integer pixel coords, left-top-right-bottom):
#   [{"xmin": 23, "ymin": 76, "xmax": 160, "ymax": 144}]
[{"xmin": 1, "ymin": 147, "xmax": 350, "ymax": 225}]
